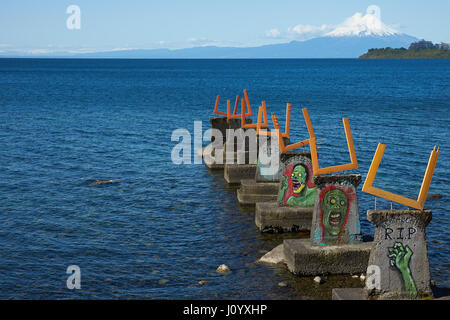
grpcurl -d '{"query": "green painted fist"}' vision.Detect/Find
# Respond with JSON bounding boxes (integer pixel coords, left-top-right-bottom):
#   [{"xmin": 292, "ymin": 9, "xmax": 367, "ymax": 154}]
[
  {"xmin": 388, "ymin": 242, "xmax": 417, "ymax": 297},
  {"xmin": 388, "ymin": 242, "xmax": 413, "ymax": 273}
]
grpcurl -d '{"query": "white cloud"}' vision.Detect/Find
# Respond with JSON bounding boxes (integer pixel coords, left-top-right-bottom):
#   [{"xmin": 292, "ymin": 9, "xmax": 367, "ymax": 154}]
[
  {"xmin": 187, "ymin": 37, "xmax": 218, "ymax": 46},
  {"xmin": 110, "ymin": 47, "xmax": 138, "ymax": 52},
  {"xmin": 186, "ymin": 37, "xmax": 243, "ymax": 47},
  {"xmin": 265, "ymin": 28, "xmax": 281, "ymax": 39},
  {"xmin": 28, "ymin": 49, "xmax": 52, "ymax": 55},
  {"xmin": 287, "ymin": 24, "xmax": 331, "ymax": 39}
]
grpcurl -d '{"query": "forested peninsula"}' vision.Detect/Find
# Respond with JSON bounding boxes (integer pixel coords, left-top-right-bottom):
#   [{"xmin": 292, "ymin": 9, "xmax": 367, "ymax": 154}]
[{"xmin": 359, "ymin": 40, "xmax": 450, "ymax": 59}]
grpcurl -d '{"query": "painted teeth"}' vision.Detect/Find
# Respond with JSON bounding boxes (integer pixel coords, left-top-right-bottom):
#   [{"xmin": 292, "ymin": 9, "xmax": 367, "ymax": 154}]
[{"xmin": 331, "ymin": 213, "xmax": 340, "ymax": 218}]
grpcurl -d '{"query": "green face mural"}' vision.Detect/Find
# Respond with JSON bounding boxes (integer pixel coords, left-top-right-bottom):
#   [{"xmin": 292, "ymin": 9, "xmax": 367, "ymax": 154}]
[
  {"xmin": 321, "ymin": 189, "xmax": 348, "ymax": 236},
  {"xmin": 291, "ymin": 165, "xmax": 307, "ymax": 194},
  {"xmin": 279, "ymin": 163, "xmax": 317, "ymax": 207},
  {"xmin": 388, "ymin": 242, "xmax": 417, "ymax": 297}
]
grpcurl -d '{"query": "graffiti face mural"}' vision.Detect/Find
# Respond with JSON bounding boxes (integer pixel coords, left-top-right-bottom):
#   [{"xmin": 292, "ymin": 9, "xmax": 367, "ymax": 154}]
[
  {"xmin": 311, "ymin": 179, "xmax": 362, "ymax": 246},
  {"xmin": 321, "ymin": 189, "xmax": 348, "ymax": 236},
  {"xmin": 291, "ymin": 164, "xmax": 307, "ymax": 194},
  {"xmin": 279, "ymin": 162, "xmax": 317, "ymax": 207}
]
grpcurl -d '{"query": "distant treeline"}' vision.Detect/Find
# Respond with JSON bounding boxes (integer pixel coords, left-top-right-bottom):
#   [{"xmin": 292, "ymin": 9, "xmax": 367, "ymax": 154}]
[{"xmin": 359, "ymin": 39, "xmax": 450, "ymax": 59}]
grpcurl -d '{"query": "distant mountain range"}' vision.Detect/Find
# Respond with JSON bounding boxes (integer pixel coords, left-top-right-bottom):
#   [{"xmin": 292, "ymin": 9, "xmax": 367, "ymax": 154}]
[
  {"xmin": 3, "ymin": 34, "xmax": 417, "ymax": 59},
  {"xmin": 68, "ymin": 34, "xmax": 418, "ymax": 59},
  {"xmin": 1, "ymin": 7, "xmax": 419, "ymax": 59}
]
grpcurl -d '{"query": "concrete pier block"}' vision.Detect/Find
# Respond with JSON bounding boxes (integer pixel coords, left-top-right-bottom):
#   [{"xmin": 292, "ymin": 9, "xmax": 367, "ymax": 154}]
[
  {"xmin": 224, "ymin": 127, "xmax": 259, "ymax": 155},
  {"xmin": 255, "ymin": 202, "xmax": 313, "ymax": 233},
  {"xmin": 209, "ymin": 117, "xmax": 242, "ymax": 144},
  {"xmin": 366, "ymin": 209, "xmax": 433, "ymax": 299},
  {"xmin": 203, "ymin": 143, "xmax": 225, "ymax": 170},
  {"xmin": 224, "ymin": 164, "xmax": 257, "ymax": 185},
  {"xmin": 203, "ymin": 143, "xmax": 253, "ymax": 170},
  {"xmin": 283, "ymin": 238, "xmax": 372, "ymax": 276},
  {"xmin": 239, "ymin": 179, "xmax": 279, "ymax": 194},
  {"xmin": 236, "ymin": 179, "xmax": 279, "ymax": 206}
]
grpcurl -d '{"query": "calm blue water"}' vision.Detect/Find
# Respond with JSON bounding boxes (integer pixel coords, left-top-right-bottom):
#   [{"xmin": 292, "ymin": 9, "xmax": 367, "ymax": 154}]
[{"xmin": 0, "ymin": 58, "xmax": 448, "ymax": 299}]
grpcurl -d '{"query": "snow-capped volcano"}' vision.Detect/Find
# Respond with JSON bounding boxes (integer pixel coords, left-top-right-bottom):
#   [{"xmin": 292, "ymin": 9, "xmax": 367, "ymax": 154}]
[{"xmin": 325, "ymin": 5, "xmax": 400, "ymax": 37}]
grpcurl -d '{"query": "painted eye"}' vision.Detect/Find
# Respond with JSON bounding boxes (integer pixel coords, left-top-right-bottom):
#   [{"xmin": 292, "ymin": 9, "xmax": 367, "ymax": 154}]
[
  {"xmin": 330, "ymin": 199, "xmax": 336, "ymax": 204},
  {"xmin": 291, "ymin": 173, "xmax": 294, "ymax": 177},
  {"xmin": 340, "ymin": 201, "xmax": 345, "ymax": 206},
  {"xmin": 298, "ymin": 173, "xmax": 302, "ymax": 177}
]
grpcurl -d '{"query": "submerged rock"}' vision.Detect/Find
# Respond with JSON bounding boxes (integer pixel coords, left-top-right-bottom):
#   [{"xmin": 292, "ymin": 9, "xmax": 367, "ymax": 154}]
[
  {"xmin": 278, "ymin": 281, "xmax": 288, "ymax": 287},
  {"xmin": 90, "ymin": 179, "xmax": 121, "ymax": 186},
  {"xmin": 216, "ymin": 264, "xmax": 231, "ymax": 273},
  {"xmin": 427, "ymin": 194, "xmax": 442, "ymax": 199},
  {"xmin": 314, "ymin": 276, "xmax": 323, "ymax": 284}
]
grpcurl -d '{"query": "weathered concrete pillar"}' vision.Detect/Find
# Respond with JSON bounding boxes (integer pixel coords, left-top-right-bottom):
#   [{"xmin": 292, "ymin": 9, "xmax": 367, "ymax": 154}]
[
  {"xmin": 254, "ymin": 137, "xmax": 288, "ymax": 183},
  {"xmin": 203, "ymin": 118, "xmax": 252, "ymax": 170},
  {"xmin": 237, "ymin": 179, "xmax": 279, "ymax": 205},
  {"xmin": 255, "ymin": 153, "xmax": 316, "ymax": 232},
  {"xmin": 236, "ymin": 137, "xmax": 289, "ymax": 206},
  {"xmin": 224, "ymin": 164, "xmax": 258, "ymax": 185},
  {"xmin": 310, "ymin": 174, "xmax": 362, "ymax": 246},
  {"xmin": 283, "ymin": 240, "xmax": 372, "ymax": 276},
  {"xmin": 331, "ymin": 209, "xmax": 433, "ymax": 300},
  {"xmin": 366, "ymin": 209, "xmax": 433, "ymax": 299},
  {"xmin": 223, "ymin": 127, "xmax": 261, "ymax": 185},
  {"xmin": 209, "ymin": 117, "xmax": 242, "ymax": 144}
]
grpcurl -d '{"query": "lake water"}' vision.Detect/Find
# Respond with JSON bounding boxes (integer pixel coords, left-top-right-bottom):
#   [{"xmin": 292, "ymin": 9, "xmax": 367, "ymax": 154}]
[{"xmin": 0, "ymin": 58, "xmax": 448, "ymax": 299}]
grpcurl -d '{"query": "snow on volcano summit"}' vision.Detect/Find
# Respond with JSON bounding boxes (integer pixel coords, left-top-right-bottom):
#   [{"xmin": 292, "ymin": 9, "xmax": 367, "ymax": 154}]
[{"xmin": 325, "ymin": 5, "xmax": 400, "ymax": 37}]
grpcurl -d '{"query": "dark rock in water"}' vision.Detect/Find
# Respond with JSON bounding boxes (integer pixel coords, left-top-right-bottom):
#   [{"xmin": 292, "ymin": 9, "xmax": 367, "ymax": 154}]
[
  {"xmin": 427, "ymin": 194, "xmax": 442, "ymax": 199},
  {"xmin": 90, "ymin": 179, "xmax": 121, "ymax": 186}
]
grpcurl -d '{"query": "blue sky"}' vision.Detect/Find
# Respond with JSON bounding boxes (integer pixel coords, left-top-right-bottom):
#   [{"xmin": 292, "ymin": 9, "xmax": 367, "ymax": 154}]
[{"xmin": 1, "ymin": 0, "xmax": 449, "ymax": 54}]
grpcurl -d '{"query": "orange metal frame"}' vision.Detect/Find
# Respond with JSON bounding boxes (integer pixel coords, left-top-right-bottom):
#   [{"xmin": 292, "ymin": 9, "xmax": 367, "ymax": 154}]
[
  {"xmin": 272, "ymin": 111, "xmax": 309, "ymax": 152},
  {"xmin": 256, "ymin": 102, "xmax": 290, "ymax": 139},
  {"xmin": 362, "ymin": 143, "xmax": 439, "ymax": 210},
  {"xmin": 303, "ymin": 108, "xmax": 358, "ymax": 175},
  {"xmin": 241, "ymin": 96, "xmax": 267, "ymax": 129},
  {"xmin": 213, "ymin": 89, "xmax": 253, "ymax": 119}
]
